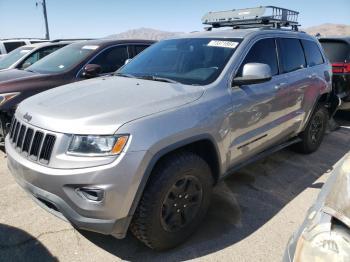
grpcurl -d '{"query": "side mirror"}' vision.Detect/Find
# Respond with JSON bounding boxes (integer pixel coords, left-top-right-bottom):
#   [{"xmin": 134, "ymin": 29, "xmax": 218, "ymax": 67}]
[
  {"xmin": 124, "ymin": 59, "xmax": 132, "ymax": 65},
  {"xmin": 82, "ymin": 64, "xmax": 102, "ymax": 78},
  {"xmin": 233, "ymin": 63, "xmax": 272, "ymax": 86}
]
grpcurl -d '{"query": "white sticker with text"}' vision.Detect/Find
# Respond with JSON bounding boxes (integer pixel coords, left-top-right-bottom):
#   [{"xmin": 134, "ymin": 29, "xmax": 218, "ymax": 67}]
[
  {"xmin": 208, "ymin": 40, "xmax": 238, "ymax": 49},
  {"xmin": 82, "ymin": 45, "xmax": 99, "ymax": 50}
]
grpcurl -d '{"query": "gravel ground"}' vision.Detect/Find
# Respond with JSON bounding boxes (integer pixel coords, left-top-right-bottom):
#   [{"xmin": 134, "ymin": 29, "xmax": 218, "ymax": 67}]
[{"xmin": 0, "ymin": 112, "xmax": 349, "ymax": 262}]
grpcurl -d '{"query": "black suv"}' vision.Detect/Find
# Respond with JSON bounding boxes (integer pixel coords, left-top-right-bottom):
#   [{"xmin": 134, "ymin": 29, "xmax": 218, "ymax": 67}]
[
  {"xmin": 0, "ymin": 39, "xmax": 155, "ymax": 143},
  {"xmin": 319, "ymin": 37, "xmax": 350, "ymax": 110}
]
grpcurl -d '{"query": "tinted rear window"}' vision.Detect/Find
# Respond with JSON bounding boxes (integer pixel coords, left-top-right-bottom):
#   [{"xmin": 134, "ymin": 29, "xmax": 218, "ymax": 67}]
[
  {"xmin": 279, "ymin": 38, "xmax": 306, "ymax": 73},
  {"xmin": 301, "ymin": 40, "xmax": 324, "ymax": 66},
  {"xmin": 319, "ymin": 40, "xmax": 350, "ymax": 63},
  {"xmin": 4, "ymin": 41, "xmax": 26, "ymax": 53}
]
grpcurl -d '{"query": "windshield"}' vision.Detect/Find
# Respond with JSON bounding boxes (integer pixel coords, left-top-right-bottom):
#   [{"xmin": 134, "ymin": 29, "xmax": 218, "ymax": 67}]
[
  {"xmin": 27, "ymin": 43, "xmax": 98, "ymax": 74},
  {"xmin": 0, "ymin": 46, "xmax": 34, "ymax": 70},
  {"xmin": 320, "ymin": 40, "xmax": 350, "ymax": 63},
  {"xmin": 118, "ymin": 38, "xmax": 241, "ymax": 85}
]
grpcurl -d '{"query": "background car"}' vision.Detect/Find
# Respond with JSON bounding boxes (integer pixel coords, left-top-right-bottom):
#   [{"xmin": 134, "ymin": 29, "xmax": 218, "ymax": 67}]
[
  {"xmin": 284, "ymin": 152, "xmax": 350, "ymax": 261},
  {"xmin": 0, "ymin": 38, "xmax": 48, "ymax": 58},
  {"xmin": 319, "ymin": 37, "xmax": 350, "ymax": 110},
  {"xmin": 0, "ymin": 38, "xmax": 155, "ymax": 144},
  {"xmin": 0, "ymin": 40, "xmax": 75, "ymax": 71}
]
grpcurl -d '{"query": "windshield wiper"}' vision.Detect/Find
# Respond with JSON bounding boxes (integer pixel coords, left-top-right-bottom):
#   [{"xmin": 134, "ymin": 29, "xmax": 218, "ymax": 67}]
[
  {"xmin": 114, "ymin": 72, "xmax": 136, "ymax": 78},
  {"xmin": 137, "ymin": 75, "xmax": 179, "ymax": 84}
]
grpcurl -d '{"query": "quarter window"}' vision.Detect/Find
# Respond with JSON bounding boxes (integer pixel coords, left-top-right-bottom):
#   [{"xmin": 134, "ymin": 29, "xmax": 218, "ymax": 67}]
[
  {"xmin": 278, "ymin": 38, "xmax": 306, "ymax": 73},
  {"xmin": 4, "ymin": 41, "xmax": 26, "ymax": 53},
  {"xmin": 238, "ymin": 38, "xmax": 279, "ymax": 76},
  {"xmin": 301, "ymin": 40, "xmax": 324, "ymax": 66},
  {"xmin": 90, "ymin": 46, "xmax": 128, "ymax": 74}
]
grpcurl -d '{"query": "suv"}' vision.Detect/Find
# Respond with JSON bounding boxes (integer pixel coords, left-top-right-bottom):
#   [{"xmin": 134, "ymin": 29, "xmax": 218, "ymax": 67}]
[
  {"xmin": 0, "ymin": 38, "xmax": 48, "ymax": 58},
  {"xmin": 6, "ymin": 7, "xmax": 332, "ymax": 250},
  {"xmin": 319, "ymin": 37, "xmax": 350, "ymax": 110},
  {"xmin": 0, "ymin": 41, "xmax": 73, "ymax": 72},
  {"xmin": 0, "ymin": 39, "xmax": 154, "ymax": 143}
]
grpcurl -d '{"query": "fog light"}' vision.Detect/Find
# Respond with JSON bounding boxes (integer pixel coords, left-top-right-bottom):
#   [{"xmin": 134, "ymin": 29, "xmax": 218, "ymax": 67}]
[{"xmin": 76, "ymin": 187, "xmax": 104, "ymax": 202}]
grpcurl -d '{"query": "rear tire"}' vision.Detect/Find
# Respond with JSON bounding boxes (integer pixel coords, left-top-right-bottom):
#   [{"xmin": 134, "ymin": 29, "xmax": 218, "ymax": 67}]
[
  {"xmin": 130, "ymin": 151, "xmax": 213, "ymax": 250},
  {"xmin": 293, "ymin": 105, "xmax": 328, "ymax": 154}
]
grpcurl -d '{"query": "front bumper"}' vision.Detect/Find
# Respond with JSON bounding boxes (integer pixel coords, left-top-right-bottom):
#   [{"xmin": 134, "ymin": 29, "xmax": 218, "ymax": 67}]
[{"xmin": 6, "ymin": 136, "xmax": 150, "ymax": 238}]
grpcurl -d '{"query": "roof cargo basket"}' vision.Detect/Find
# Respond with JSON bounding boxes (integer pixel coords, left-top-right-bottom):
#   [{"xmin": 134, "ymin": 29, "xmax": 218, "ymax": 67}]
[{"xmin": 202, "ymin": 6, "xmax": 300, "ymax": 31}]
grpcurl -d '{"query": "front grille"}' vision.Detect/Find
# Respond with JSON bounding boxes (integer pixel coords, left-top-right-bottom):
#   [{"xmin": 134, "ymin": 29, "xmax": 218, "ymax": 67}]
[{"xmin": 8, "ymin": 117, "xmax": 56, "ymax": 164}]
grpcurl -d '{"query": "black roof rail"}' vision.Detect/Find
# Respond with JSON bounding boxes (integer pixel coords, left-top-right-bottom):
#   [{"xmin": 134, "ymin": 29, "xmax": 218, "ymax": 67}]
[
  {"xmin": 202, "ymin": 6, "xmax": 300, "ymax": 31},
  {"xmin": 50, "ymin": 38, "xmax": 95, "ymax": 43}
]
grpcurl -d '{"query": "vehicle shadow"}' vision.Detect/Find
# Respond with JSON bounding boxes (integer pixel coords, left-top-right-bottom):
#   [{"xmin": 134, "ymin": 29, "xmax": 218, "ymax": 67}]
[
  {"xmin": 0, "ymin": 224, "xmax": 58, "ymax": 262},
  {"xmin": 80, "ymin": 119, "xmax": 350, "ymax": 261}
]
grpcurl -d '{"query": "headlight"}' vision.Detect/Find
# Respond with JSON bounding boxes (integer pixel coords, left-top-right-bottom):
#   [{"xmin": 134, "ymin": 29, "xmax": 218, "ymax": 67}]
[
  {"xmin": 67, "ymin": 135, "xmax": 129, "ymax": 156},
  {"xmin": 294, "ymin": 223, "xmax": 350, "ymax": 261},
  {"xmin": 0, "ymin": 92, "xmax": 20, "ymax": 106}
]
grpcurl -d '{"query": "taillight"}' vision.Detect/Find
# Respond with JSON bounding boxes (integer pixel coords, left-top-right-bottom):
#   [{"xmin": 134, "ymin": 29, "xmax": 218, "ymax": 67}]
[{"xmin": 332, "ymin": 63, "xmax": 350, "ymax": 73}]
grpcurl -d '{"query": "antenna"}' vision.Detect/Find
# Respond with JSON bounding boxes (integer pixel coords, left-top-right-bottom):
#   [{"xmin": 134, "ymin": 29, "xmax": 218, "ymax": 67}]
[{"xmin": 36, "ymin": 0, "xmax": 50, "ymax": 40}]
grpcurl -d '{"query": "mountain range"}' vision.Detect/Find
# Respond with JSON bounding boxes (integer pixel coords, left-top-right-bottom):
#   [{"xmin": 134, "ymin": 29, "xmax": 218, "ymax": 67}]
[{"xmin": 106, "ymin": 24, "xmax": 350, "ymax": 40}]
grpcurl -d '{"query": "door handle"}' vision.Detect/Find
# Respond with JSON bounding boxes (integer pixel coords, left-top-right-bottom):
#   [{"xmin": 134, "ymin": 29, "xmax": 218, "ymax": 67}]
[
  {"xmin": 308, "ymin": 73, "xmax": 317, "ymax": 79},
  {"xmin": 274, "ymin": 83, "xmax": 286, "ymax": 90}
]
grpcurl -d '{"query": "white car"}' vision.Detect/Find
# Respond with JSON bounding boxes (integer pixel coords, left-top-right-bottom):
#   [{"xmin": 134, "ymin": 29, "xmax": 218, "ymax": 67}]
[
  {"xmin": 0, "ymin": 39, "xmax": 48, "ymax": 58},
  {"xmin": 0, "ymin": 41, "xmax": 73, "ymax": 71}
]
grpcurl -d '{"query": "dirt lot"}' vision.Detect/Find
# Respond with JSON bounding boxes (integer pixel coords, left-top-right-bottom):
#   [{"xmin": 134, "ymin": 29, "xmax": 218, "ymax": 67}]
[{"xmin": 1, "ymin": 112, "xmax": 350, "ymax": 262}]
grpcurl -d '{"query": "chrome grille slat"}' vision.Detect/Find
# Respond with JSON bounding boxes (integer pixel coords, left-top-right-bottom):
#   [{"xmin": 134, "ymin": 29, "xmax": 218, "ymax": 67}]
[
  {"xmin": 22, "ymin": 128, "xmax": 34, "ymax": 154},
  {"xmin": 9, "ymin": 117, "xmax": 16, "ymax": 138},
  {"xmin": 12, "ymin": 121, "xmax": 20, "ymax": 143},
  {"xmin": 9, "ymin": 117, "xmax": 56, "ymax": 164},
  {"xmin": 16, "ymin": 125, "xmax": 26, "ymax": 148},
  {"xmin": 30, "ymin": 131, "xmax": 44, "ymax": 160}
]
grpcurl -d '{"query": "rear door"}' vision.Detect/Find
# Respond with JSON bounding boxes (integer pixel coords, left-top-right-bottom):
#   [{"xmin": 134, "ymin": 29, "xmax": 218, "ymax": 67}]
[{"xmin": 276, "ymin": 37, "xmax": 310, "ymax": 134}]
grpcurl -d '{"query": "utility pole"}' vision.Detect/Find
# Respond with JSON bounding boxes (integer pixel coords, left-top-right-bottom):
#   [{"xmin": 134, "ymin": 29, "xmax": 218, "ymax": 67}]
[{"xmin": 37, "ymin": 0, "xmax": 50, "ymax": 40}]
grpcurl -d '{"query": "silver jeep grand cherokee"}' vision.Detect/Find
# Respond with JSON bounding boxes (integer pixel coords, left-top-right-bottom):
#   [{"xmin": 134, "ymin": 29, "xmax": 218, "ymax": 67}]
[{"xmin": 6, "ymin": 7, "xmax": 333, "ymax": 250}]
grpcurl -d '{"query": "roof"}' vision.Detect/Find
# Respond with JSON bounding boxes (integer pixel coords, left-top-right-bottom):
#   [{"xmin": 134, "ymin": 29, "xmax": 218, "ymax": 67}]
[
  {"xmin": 24, "ymin": 41, "xmax": 71, "ymax": 49},
  {"xmin": 80, "ymin": 38, "xmax": 156, "ymax": 47},
  {"xmin": 170, "ymin": 27, "xmax": 310, "ymax": 40}
]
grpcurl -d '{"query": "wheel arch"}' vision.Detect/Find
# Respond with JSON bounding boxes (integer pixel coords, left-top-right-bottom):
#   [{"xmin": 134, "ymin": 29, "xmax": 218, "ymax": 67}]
[{"xmin": 127, "ymin": 134, "xmax": 221, "ymax": 220}]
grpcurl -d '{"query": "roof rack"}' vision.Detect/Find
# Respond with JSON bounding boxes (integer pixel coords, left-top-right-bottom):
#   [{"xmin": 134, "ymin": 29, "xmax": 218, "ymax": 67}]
[{"xmin": 202, "ymin": 6, "xmax": 300, "ymax": 31}]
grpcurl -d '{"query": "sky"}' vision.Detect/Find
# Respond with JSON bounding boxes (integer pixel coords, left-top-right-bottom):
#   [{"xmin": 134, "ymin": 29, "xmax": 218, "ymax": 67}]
[{"xmin": 0, "ymin": 0, "xmax": 349, "ymax": 39}]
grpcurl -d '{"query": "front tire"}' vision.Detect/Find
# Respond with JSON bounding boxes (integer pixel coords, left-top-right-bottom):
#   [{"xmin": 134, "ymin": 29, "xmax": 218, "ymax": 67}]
[
  {"xmin": 130, "ymin": 151, "xmax": 213, "ymax": 250},
  {"xmin": 293, "ymin": 105, "xmax": 329, "ymax": 154}
]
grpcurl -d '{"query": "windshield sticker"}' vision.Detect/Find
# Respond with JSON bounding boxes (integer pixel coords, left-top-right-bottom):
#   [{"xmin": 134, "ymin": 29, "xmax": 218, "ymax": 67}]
[
  {"xmin": 82, "ymin": 45, "xmax": 99, "ymax": 50},
  {"xmin": 208, "ymin": 40, "xmax": 238, "ymax": 49}
]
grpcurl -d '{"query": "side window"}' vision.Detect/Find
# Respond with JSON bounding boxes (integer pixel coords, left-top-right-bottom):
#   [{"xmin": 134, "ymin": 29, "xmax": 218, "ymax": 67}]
[
  {"xmin": 238, "ymin": 38, "xmax": 279, "ymax": 76},
  {"xmin": 19, "ymin": 46, "xmax": 61, "ymax": 69},
  {"xmin": 135, "ymin": 45, "xmax": 149, "ymax": 55},
  {"xmin": 278, "ymin": 38, "xmax": 306, "ymax": 73},
  {"xmin": 4, "ymin": 41, "xmax": 26, "ymax": 53},
  {"xmin": 89, "ymin": 46, "xmax": 128, "ymax": 74},
  {"xmin": 301, "ymin": 40, "xmax": 324, "ymax": 67}
]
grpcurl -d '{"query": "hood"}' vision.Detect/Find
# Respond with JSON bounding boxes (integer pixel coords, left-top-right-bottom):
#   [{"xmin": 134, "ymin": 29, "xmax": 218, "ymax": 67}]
[
  {"xmin": 17, "ymin": 76, "xmax": 204, "ymax": 134},
  {"xmin": 0, "ymin": 69, "xmax": 39, "ymax": 84},
  {"xmin": 324, "ymin": 152, "xmax": 350, "ymax": 227}
]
